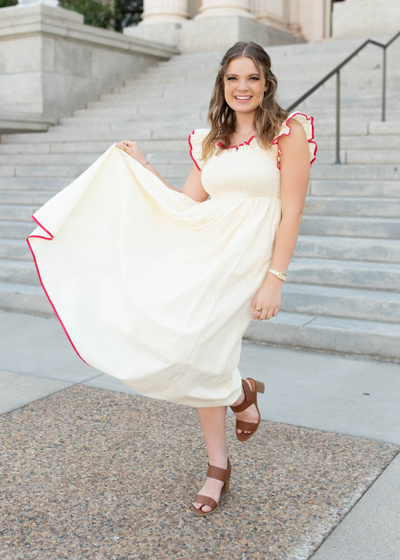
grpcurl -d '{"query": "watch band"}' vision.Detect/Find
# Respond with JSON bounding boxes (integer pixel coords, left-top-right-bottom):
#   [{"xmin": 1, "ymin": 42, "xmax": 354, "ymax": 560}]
[{"xmin": 268, "ymin": 268, "xmax": 287, "ymax": 281}]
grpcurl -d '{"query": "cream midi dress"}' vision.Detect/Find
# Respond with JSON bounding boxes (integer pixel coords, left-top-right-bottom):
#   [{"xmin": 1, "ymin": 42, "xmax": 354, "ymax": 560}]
[{"xmin": 27, "ymin": 111, "xmax": 317, "ymax": 408}]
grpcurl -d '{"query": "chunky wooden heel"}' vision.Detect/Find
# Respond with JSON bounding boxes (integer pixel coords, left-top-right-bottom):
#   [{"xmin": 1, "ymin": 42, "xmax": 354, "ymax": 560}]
[
  {"xmin": 229, "ymin": 378, "xmax": 265, "ymax": 442},
  {"xmin": 221, "ymin": 479, "xmax": 229, "ymax": 494},
  {"xmin": 255, "ymin": 380, "xmax": 265, "ymax": 393}
]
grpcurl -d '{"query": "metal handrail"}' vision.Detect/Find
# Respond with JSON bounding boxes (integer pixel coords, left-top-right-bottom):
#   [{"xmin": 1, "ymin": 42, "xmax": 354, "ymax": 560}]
[{"xmin": 286, "ymin": 31, "xmax": 400, "ymax": 164}]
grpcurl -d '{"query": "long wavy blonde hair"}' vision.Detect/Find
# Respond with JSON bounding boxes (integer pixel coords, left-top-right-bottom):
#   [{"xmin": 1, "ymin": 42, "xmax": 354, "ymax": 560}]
[{"xmin": 201, "ymin": 41, "xmax": 289, "ymax": 164}]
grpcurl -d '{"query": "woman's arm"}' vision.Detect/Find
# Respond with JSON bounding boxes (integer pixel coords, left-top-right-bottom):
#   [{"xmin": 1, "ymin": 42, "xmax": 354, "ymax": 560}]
[
  {"xmin": 116, "ymin": 140, "xmax": 209, "ymax": 202},
  {"xmin": 252, "ymin": 119, "xmax": 311, "ymax": 321}
]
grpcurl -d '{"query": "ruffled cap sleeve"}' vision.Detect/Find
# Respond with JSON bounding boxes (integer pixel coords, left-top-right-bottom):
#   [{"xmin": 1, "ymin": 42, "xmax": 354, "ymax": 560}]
[
  {"xmin": 272, "ymin": 112, "xmax": 317, "ymax": 170},
  {"xmin": 188, "ymin": 128, "xmax": 210, "ymax": 171}
]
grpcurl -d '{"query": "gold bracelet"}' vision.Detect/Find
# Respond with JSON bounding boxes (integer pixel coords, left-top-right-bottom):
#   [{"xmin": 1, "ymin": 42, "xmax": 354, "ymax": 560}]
[
  {"xmin": 268, "ymin": 268, "xmax": 287, "ymax": 281},
  {"xmin": 142, "ymin": 161, "xmax": 150, "ymax": 167}
]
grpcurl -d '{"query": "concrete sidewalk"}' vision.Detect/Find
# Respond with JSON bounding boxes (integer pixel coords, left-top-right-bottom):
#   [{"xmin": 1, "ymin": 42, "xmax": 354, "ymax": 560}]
[{"xmin": 1, "ymin": 309, "xmax": 399, "ymax": 559}]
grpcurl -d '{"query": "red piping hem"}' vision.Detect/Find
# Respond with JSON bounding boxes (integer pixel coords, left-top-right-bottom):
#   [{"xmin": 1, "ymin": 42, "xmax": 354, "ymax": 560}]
[
  {"xmin": 271, "ymin": 112, "xmax": 318, "ymax": 170},
  {"xmin": 26, "ymin": 215, "xmax": 94, "ymax": 368},
  {"xmin": 188, "ymin": 129, "xmax": 202, "ymax": 171},
  {"xmin": 217, "ymin": 135, "xmax": 256, "ymax": 150}
]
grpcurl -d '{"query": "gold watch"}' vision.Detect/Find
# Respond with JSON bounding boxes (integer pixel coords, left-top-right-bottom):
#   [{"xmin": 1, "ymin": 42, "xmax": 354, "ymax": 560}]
[{"xmin": 268, "ymin": 268, "xmax": 287, "ymax": 281}]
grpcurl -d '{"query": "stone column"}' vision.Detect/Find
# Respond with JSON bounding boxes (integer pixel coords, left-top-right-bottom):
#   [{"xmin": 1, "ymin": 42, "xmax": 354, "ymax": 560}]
[
  {"xmin": 140, "ymin": 0, "xmax": 189, "ymax": 24},
  {"xmin": 252, "ymin": 0, "xmax": 285, "ymax": 24},
  {"xmin": 195, "ymin": 0, "xmax": 256, "ymax": 19},
  {"xmin": 287, "ymin": 0, "xmax": 303, "ymax": 38}
]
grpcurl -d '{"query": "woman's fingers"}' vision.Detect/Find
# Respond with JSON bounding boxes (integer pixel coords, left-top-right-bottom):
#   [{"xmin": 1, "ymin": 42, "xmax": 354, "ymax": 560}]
[{"xmin": 253, "ymin": 304, "xmax": 279, "ymax": 321}]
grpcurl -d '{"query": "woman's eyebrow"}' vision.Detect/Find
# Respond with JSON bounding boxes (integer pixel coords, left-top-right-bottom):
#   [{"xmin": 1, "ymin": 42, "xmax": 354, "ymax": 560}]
[{"xmin": 226, "ymin": 73, "xmax": 260, "ymax": 77}]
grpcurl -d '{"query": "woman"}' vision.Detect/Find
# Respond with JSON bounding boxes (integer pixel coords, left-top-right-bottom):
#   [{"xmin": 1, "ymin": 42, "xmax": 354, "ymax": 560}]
[{"xmin": 27, "ymin": 41, "xmax": 317, "ymax": 517}]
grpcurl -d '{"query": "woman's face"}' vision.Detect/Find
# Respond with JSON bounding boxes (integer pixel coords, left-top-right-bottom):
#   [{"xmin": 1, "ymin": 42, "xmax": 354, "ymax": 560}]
[{"xmin": 223, "ymin": 56, "xmax": 267, "ymax": 115}]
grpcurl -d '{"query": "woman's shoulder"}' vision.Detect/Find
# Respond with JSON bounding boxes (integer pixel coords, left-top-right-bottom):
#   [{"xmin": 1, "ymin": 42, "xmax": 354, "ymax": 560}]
[{"xmin": 271, "ymin": 111, "xmax": 317, "ymax": 169}]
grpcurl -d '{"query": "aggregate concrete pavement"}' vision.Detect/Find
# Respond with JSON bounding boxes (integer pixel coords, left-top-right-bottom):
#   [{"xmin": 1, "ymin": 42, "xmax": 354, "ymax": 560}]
[{"xmin": 1, "ymin": 309, "xmax": 399, "ymax": 559}]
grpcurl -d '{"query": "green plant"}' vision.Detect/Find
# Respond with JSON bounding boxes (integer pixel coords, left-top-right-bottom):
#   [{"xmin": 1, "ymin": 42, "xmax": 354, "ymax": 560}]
[
  {"xmin": 59, "ymin": 0, "xmax": 114, "ymax": 29},
  {"xmin": 114, "ymin": 0, "xmax": 143, "ymax": 32},
  {"xmin": 0, "ymin": 0, "xmax": 18, "ymax": 7}
]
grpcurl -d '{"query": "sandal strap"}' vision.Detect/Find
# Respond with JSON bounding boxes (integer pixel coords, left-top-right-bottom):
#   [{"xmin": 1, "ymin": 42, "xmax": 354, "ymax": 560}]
[
  {"xmin": 236, "ymin": 419, "xmax": 259, "ymax": 432},
  {"xmin": 193, "ymin": 494, "xmax": 218, "ymax": 510},
  {"xmin": 230, "ymin": 379, "xmax": 255, "ymax": 413},
  {"xmin": 207, "ymin": 458, "xmax": 230, "ymax": 482}
]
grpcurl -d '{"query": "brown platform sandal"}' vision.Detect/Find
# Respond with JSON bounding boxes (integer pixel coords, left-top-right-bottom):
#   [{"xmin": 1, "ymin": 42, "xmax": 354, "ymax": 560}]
[
  {"xmin": 229, "ymin": 378, "xmax": 265, "ymax": 442},
  {"xmin": 192, "ymin": 457, "xmax": 231, "ymax": 516}
]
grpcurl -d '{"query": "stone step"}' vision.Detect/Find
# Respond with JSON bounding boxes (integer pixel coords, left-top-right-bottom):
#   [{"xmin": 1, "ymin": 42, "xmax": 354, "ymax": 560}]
[
  {"xmin": 370, "ymin": 122, "xmax": 400, "ymax": 135},
  {"xmin": 0, "ymin": 176, "xmax": 184, "ymax": 192},
  {"xmin": 0, "ymin": 153, "xmax": 104, "ymax": 166},
  {"xmin": 0, "ymin": 205, "xmax": 42, "ymax": 222},
  {"xmin": 243, "ymin": 311, "xmax": 400, "ymax": 361},
  {"xmin": 310, "ymin": 165, "xmax": 400, "ymax": 180},
  {"xmin": 2, "ymin": 213, "xmax": 398, "ymax": 242},
  {"xmin": 294, "ymin": 235, "xmax": 400, "ymax": 263},
  {"xmin": 0, "ymin": 140, "xmax": 188, "ymax": 155},
  {"xmin": 0, "ymin": 178, "xmax": 71, "ymax": 191},
  {"xmin": 280, "ymin": 282, "xmax": 400, "ymax": 323},
  {"xmin": 310, "ymin": 180, "xmax": 400, "ymax": 198},
  {"xmin": 0, "ymin": 165, "xmax": 88, "ymax": 178},
  {"xmin": 1, "ymin": 162, "xmax": 398, "ymax": 180},
  {"xmin": 304, "ymin": 197, "xmax": 400, "ymax": 218},
  {"xmin": 287, "ymin": 257, "xmax": 400, "ymax": 291},
  {"xmin": 0, "ymin": 220, "xmax": 36, "ymax": 239},
  {"xmin": 5, "ymin": 148, "xmax": 396, "ymax": 167},
  {"xmin": 0, "ymin": 238, "xmax": 30, "ymax": 260},
  {"xmin": 316, "ymin": 136, "xmax": 400, "ymax": 150},
  {"xmin": 2, "ymin": 254, "xmax": 399, "ymax": 292},
  {"xmin": 1, "ymin": 232, "xmax": 399, "ymax": 264},
  {"xmin": 1, "ymin": 279, "xmax": 399, "ymax": 361},
  {"xmin": 0, "ymin": 190, "xmax": 65, "ymax": 204},
  {"xmin": 346, "ymin": 150, "xmax": 400, "ymax": 164},
  {"xmin": 300, "ymin": 215, "xmax": 400, "ymax": 239},
  {"xmin": 123, "ymin": 74, "xmax": 400, "ymax": 91},
  {"xmin": 0, "ymin": 120, "xmax": 376, "ymax": 142},
  {"xmin": 0, "ymin": 258, "xmax": 37, "ymax": 285},
  {"xmin": 0, "ymin": 281, "xmax": 52, "ymax": 315},
  {"xmin": 58, "ymin": 109, "xmax": 203, "ymax": 126},
  {"xmin": 0, "ymin": 135, "xmax": 398, "ymax": 157},
  {"xmin": 73, "ymin": 104, "xmax": 209, "ymax": 117}
]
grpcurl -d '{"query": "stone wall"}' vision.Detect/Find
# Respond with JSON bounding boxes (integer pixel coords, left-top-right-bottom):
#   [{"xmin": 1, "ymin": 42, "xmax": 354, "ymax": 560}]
[
  {"xmin": 332, "ymin": 0, "xmax": 400, "ymax": 39},
  {"xmin": 0, "ymin": 4, "xmax": 178, "ymax": 120}
]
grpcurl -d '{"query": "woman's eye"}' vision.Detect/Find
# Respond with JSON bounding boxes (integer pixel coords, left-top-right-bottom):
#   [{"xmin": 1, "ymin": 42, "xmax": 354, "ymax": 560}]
[{"xmin": 227, "ymin": 77, "xmax": 259, "ymax": 81}]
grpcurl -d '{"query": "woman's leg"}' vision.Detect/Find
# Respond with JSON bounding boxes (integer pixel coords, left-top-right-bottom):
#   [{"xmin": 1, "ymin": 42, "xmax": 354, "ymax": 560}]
[{"xmin": 192, "ymin": 405, "xmax": 229, "ymax": 513}]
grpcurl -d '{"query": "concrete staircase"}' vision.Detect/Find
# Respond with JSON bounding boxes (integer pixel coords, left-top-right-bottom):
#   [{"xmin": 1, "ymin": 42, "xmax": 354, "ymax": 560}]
[{"xmin": 1, "ymin": 35, "xmax": 400, "ymax": 362}]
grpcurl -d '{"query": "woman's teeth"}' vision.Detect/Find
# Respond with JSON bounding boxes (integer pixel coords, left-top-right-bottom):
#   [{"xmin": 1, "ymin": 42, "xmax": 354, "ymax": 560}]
[{"xmin": 235, "ymin": 96, "xmax": 252, "ymax": 99}]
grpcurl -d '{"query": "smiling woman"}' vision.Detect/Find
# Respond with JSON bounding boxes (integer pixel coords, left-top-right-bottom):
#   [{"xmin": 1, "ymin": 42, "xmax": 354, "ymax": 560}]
[{"xmin": 26, "ymin": 40, "xmax": 317, "ymax": 519}]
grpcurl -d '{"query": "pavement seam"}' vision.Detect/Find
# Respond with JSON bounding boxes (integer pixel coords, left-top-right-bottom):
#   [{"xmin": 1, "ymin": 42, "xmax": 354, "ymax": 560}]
[{"xmin": 308, "ymin": 448, "xmax": 400, "ymax": 559}]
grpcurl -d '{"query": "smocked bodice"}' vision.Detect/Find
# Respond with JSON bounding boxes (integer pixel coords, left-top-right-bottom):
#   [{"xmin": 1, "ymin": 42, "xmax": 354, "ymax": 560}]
[
  {"xmin": 201, "ymin": 137, "xmax": 281, "ymax": 201},
  {"xmin": 188, "ymin": 111, "xmax": 317, "ymax": 202}
]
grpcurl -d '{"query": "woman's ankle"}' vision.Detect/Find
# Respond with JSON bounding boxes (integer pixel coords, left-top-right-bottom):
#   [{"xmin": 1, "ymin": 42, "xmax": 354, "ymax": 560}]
[
  {"xmin": 231, "ymin": 385, "xmax": 245, "ymax": 407},
  {"xmin": 208, "ymin": 453, "xmax": 228, "ymax": 469}
]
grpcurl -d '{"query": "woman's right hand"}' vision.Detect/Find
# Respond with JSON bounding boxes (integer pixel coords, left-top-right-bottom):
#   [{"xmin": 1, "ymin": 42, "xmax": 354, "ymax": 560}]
[{"xmin": 116, "ymin": 140, "xmax": 147, "ymax": 165}]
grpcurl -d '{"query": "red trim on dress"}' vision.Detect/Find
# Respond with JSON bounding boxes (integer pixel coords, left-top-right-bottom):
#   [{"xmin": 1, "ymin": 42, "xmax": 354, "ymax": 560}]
[
  {"xmin": 271, "ymin": 112, "xmax": 318, "ymax": 170},
  {"xmin": 217, "ymin": 135, "xmax": 256, "ymax": 150},
  {"xmin": 26, "ymin": 216, "xmax": 94, "ymax": 368},
  {"xmin": 188, "ymin": 129, "xmax": 202, "ymax": 171}
]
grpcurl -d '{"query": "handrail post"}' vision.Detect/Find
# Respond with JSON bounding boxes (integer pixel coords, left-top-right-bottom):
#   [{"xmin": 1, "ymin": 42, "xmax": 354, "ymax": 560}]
[
  {"xmin": 335, "ymin": 69, "xmax": 341, "ymax": 164},
  {"xmin": 382, "ymin": 46, "xmax": 387, "ymax": 121}
]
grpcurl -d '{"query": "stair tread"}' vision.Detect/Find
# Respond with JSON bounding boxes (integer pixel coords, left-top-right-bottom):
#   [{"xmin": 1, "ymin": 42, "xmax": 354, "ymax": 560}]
[
  {"xmin": 283, "ymin": 282, "xmax": 400, "ymax": 299},
  {"xmin": 249, "ymin": 310, "xmax": 400, "ymax": 337}
]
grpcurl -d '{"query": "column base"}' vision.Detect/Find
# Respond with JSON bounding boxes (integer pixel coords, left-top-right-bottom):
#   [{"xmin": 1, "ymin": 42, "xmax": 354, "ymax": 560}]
[{"xmin": 124, "ymin": 15, "xmax": 305, "ymax": 54}]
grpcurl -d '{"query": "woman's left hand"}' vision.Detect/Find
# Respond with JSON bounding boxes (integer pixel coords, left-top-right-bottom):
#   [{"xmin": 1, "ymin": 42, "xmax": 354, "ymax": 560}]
[{"xmin": 252, "ymin": 276, "xmax": 283, "ymax": 321}]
